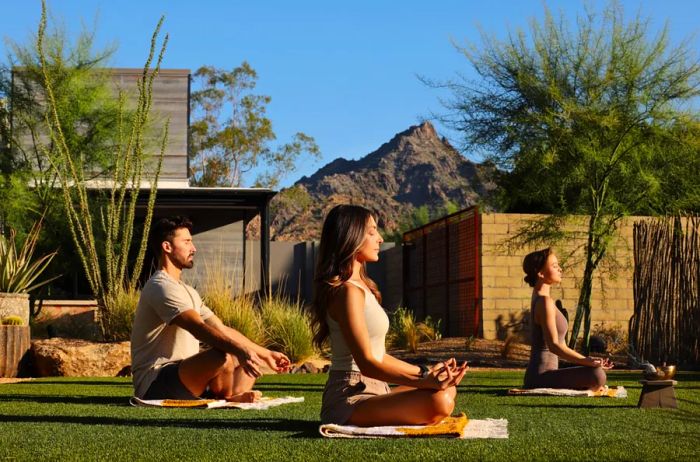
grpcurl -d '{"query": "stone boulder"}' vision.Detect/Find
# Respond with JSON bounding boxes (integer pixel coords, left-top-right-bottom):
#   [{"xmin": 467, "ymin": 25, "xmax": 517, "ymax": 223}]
[
  {"xmin": 290, "ymin": 361, "xmax": 320, "ymax": 374},
  {"xmin": 31, "ymin": 338, "xmax": 130, "ymax": 377},
  {"xmin": 290, "ymin": 359, "xmax": 330, "ymax": 374}
]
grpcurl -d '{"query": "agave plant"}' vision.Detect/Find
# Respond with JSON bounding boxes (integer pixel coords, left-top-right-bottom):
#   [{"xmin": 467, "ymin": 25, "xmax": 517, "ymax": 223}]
[{"xmin": 0, "ymin": 221, "xmax": 59, "ymax": 293}]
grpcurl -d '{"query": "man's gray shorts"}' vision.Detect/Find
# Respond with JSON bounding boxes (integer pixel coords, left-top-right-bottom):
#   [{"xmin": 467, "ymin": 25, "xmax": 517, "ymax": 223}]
[{"xmin": 143, "ymin": 362, "xmax": 199, "ymax": 400}]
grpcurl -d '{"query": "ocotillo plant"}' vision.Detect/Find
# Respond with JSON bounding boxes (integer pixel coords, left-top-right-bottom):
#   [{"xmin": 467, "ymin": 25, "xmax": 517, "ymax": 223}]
[{"xmin": 36, "ymin": 0, "xmax": 169, "ymax": 340}]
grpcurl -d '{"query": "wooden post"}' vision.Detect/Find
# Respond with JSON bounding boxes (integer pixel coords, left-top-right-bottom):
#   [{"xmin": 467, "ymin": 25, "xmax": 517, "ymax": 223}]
[
  {"xmin": 0, "ymin": 325, "xmax": 30, "ymax": 377},
  {"xmin": 638, "ymin": 380, "xmax": 678, "ymax": 409}
]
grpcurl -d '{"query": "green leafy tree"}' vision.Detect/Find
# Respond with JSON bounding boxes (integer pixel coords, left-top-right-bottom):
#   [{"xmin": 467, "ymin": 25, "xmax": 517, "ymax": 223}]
[
  {"xmin": 385, "ymin": 200, "xmax": 461, "ymax": 244},
  {"xmin": 0, "ymin": 15, "xmax": 122, "ymax": 296},
  {"xmin": 189, "ymin": 63, "xmax": 320, "ymax": 188},
  {"xmin": 434, "ymin": 1, "xmax": 700, "ymax": 351}
]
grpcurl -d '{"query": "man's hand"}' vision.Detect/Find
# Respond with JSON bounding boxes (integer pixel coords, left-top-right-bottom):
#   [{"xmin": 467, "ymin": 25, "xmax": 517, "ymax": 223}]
[
  {"xmin": 235, "ymin": 347, "xmax": 264, "ymax": 378},
  {"xmin": 260, "ymin": 349, "xmax": 291, "ymax": 373}
]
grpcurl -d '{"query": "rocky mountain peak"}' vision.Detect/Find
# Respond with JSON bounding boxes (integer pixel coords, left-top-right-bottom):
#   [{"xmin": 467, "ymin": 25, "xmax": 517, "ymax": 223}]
[
  {"xmin": 409, "ymin": 120, "xmax": 438, "ymax": 139},
  {"xmin": 269, "ymin": 123, "xmax": 495, "ymax": 241}
]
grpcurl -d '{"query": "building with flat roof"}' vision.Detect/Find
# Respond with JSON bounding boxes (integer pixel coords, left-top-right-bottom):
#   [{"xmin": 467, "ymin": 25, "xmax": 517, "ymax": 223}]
[{"xmin": 7, "ymin": 67, "xmax": 275, "ymax": 297}]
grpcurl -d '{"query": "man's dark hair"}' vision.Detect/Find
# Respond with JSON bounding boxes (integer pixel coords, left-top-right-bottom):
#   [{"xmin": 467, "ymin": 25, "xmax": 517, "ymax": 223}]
[{"xmin": 149, "ymin": 216, "xmax": 193, "ymax": 259}]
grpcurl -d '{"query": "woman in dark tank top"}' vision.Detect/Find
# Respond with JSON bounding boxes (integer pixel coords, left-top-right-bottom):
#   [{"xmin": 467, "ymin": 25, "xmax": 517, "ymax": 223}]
[{"xmin": 522, "ymin": 248, "xmax": 612, "ymax": 391}]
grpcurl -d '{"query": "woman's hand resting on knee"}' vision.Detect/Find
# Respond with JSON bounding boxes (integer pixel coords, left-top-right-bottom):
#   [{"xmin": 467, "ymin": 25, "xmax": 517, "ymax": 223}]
[
  {"xmin": 584, "ymin": 356, "xmax": 614, "ymax": 370},
  {"xmin": 419, "ymin": 358, "xmax": 468, "ymax": 390}
]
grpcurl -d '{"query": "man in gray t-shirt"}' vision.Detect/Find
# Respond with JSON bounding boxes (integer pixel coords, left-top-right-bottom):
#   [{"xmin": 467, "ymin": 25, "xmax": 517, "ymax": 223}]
[{"xmin": 130, "ymin": 216, "xmax": 290, "ymax": 401}]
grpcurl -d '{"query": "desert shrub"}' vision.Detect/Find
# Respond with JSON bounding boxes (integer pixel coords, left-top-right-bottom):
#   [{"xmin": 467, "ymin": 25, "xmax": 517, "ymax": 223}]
[
  {"xmin": 101, "ymin": 287, "xmax": 139, "ymax": 341},
  {"xmin": 387, "ymin": 307, "xmax": 442, "ymax": 353},
  {"xmin": 386, "ymin": 307, "xmax": 420, "ymax": 352},
  {"xmin": 464, "ymin": 335, "xmax": 476, "ymax": 351},
  {"xmin": 199, "ymin": 250, "xmax": 266, "ymax": 345},
  {"xmin": 419, "ymin": 315, "xmax": 442, "ymax": 342},
  {"xmin": 272, "ymin": 185, "xmax": 313, "ymax": 214},
  {"xmin": 591, "ymin": 322, "xmax": 629, "ymax": 355},
  {"xmin": 260, "ymin": 295, "xmax": 316, "ymax": 364},
  {"xmin": 213, "ymin": 294, "xmax": 266, "ymax": 346}
]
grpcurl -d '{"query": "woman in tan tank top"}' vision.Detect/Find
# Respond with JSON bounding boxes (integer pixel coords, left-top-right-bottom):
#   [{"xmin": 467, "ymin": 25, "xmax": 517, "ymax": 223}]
[
  {"xmin": 311, "ymin": 204, "xmax": 468, "ymax": 426},
  {"xmin": 522, "ymin": 248, "xmax": 612, "ymax": 391}
]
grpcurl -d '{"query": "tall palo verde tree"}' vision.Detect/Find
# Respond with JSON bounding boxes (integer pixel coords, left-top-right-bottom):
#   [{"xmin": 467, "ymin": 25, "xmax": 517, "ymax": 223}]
[
  {"xmin": 36, "ymin": 0, "xmax": 169, "ymax": 339},
  {"xmin": 433, "ymin": 1, "xmax": 700, "ymax": 351},
  {"xmin": 0, "ymin": 16, "xmax": 123, "ymax": 291}
]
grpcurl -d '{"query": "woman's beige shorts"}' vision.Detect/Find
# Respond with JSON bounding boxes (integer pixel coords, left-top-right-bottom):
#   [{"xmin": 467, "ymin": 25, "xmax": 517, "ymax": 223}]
[{"xmin": 320, "ymin": 370, "xmax": 391, "ymax": 424}]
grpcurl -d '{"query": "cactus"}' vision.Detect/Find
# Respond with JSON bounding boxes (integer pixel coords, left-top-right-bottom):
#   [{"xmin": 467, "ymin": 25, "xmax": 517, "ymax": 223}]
[{"xmin": 1, "ymin": 315, "xmax": 24, "ymax": 326}]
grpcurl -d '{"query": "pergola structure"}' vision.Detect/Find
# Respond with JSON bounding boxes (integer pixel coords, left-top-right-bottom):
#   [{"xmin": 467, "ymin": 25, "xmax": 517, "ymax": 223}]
[{"xmin": 137, "ymin": 187, "xmax": 276, "ymax": 292}]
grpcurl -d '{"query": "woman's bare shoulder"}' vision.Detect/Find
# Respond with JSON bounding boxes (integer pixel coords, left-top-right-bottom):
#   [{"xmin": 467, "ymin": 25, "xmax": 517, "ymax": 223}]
[
  {"xmin": 532, "ymin": 294, "xmax": 555, "ymax": 320},
  {"xmin": 328, "ymin": 282, "xmax": 365, "ymax": 308},
  {"xmin": 535, "ymin": 295, "xmax": 556, "ymax": 309}
]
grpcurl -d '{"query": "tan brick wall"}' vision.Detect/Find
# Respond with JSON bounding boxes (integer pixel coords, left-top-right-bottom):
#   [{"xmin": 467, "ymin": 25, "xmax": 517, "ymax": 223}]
[{"xmin": 480, "ymin": 213, "xmax": 641, "ymax": 340}]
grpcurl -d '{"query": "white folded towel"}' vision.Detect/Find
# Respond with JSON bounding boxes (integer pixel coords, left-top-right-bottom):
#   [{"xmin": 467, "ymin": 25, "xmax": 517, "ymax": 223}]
[
  {"xmin": 130, "ymin": 396, "xmax": 304, "ymax": 410},
  {"xmin": 508, "ymin": 386, "xmax": 627, "ymax": 398}
]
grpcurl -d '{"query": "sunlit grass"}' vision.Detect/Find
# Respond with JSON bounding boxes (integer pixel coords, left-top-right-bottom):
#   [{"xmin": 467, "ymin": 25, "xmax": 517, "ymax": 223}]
[{"xmin": 1, "ymin": 371, "xmax": 697, "ymax": 461}]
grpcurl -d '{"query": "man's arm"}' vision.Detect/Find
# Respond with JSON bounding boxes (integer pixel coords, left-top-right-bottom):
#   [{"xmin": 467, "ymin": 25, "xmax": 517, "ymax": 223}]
[
  {"xmin": 209, "ymin": 316, "xmax": 291, "ymax": 372},
  {"xmin": 171, "ymin": 310, "xmax": 264, "ymax": 377},
  {"xmin": 203, "ymin": 314, "xmax": 266, "ymax": 353}
]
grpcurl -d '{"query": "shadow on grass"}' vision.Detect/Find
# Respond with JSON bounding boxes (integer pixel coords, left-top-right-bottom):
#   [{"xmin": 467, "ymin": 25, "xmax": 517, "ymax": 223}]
[
  {"xmin": 460, "ymin": 384, "xmax": 522, "ymax": 389},
  {"xmin": 457, "ymin": 388, "xmax": 514, "ymax": 396},
  {"xmin": 0, "ymin": 394, "xmax": 129, "ymax": 406},
  {"xmin": 23, "ymin": 380, "xmax": 132, "ymax": 386},
  {"xmin": 657, "ymin": 401, "xmax": 700, "ymax": 426},
  {"xmin": 624, "ymin": 409, "xmax": 700, "ymax": 444},
  {"xmin": 0, "ymin": 414, "xmax": 320, "ymax": 437},
  {"xmin": 506, "ymin": 403, "xmax": 637, "ymax": 409},
  {"xmin": 256, "ymin": 385, "xmax": 324, "ymax": 392}
]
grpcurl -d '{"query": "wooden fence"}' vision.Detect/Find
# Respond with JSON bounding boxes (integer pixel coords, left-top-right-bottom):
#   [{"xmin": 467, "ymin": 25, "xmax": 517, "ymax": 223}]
[{"xmin": 630, "ymin": 216, "xmax": 700, "ymax": 365}]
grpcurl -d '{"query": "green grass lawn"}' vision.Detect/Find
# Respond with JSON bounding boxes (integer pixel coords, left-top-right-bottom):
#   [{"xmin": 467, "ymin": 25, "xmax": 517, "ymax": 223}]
[{"xmin": 1, "ymin": 370, "xmax": 698, "ymax": 461}]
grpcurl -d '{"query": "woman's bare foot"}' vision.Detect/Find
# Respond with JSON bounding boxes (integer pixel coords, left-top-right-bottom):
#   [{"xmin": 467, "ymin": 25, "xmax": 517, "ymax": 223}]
[{"xmin": 225, "ymin": 390, "xmax": 262, "ymax": 403}]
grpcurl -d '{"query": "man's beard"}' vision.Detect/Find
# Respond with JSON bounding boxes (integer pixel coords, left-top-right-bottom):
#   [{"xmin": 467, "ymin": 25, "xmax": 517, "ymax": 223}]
[{"xmin": 175, "ymin": 254, "xmax": 195, "ymax": 269}]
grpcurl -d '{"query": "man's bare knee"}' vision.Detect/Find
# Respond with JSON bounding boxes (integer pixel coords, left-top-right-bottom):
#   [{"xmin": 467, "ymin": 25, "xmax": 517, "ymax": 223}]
[
  {"xmin": 195, "ymin": 349, "xmax": 233, "ymax": 377},
  {"xmin": 218, "ymin": 353, "xmax": 237, "ymax": 374}
]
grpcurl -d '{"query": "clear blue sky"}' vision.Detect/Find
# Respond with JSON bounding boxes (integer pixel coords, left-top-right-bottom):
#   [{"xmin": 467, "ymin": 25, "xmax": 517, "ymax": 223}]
[{"xmin": 2, "ymin": 0, "xmax": 698, "ymax": 187}]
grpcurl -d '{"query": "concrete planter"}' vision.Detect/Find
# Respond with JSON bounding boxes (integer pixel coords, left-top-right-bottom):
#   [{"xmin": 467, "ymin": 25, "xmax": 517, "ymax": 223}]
[
  {"xmin": 0, "ymin": 292, "xmax": 30, "ymax": 326},
  {"xmin": 0, "ymin": 325, "xmax": 31, "ymax": 377}
]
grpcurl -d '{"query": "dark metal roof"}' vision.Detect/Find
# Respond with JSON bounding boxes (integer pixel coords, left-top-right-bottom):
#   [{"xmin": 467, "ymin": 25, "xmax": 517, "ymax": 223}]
[
  {"xmin": 138, "ymin": 187, "xmax": 277, "ymax": 208},
  {"xmin": 135, "ymin": 187, "xmax": 277, "ymax": 225}
]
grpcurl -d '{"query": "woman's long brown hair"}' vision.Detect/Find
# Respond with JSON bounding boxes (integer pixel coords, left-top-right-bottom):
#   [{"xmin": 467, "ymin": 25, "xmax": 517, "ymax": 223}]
[{"xmin": 311, "ymin": 204, "xmax": 382, "ymax": 350}]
